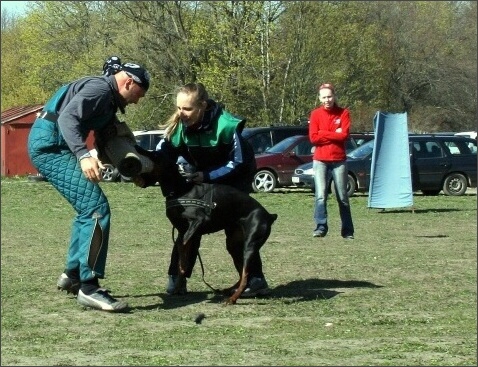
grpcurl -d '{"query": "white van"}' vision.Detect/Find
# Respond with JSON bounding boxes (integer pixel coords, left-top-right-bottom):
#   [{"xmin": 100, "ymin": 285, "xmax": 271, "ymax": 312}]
[
  {"xmin": 455, "ymin": 131, "xmax": 477, "ymax": 140},
  {"xmin": 133, "ymin": 129, "xmax": 166, "ymax": 151}
]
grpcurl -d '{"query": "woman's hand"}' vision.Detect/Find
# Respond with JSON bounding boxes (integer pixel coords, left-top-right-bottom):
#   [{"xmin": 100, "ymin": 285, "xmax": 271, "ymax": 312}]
[{"xmin": 185, "ymin": 171, "xmax": 204, "ymax": 183}]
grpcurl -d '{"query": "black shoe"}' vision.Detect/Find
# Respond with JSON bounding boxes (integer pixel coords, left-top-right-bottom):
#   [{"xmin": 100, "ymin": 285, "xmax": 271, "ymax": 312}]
[
  {"xmin": 166, "ymin": 275, "xmax": 187, "ymax": 295},
  {"xmin": 313, "ymin": 225, "xmax": 327, "ymax": 238},
  {"xmin": 342, "ymin": 234, "xmax": 354, "ymax": 240},
  {"xmin": 57, "ymin": 273, "xmax": 80, "ymax": 295},
  {"xmin": 241, "ymin": 277, "xmax": 270, "ymax": 297}
]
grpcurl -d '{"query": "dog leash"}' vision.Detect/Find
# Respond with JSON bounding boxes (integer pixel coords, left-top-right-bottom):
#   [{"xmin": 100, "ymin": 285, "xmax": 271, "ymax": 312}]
[
  {"xmin": 197, "ymin": 251, "xmax": 222, "ymax": 295},
  {"xmin": 170, "ymin": 227, "xmax": 221, "ymax": 295}
]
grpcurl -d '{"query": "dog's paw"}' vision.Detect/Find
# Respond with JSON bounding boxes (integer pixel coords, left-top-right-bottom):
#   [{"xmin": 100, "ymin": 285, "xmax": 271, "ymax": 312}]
[{"xmin": 224, "ymin": 297, "xmax": 237, "ymax": 306}]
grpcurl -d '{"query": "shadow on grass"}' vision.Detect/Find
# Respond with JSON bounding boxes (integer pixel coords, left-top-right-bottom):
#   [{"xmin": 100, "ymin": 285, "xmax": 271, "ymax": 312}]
[
  {"xmin": 263, "ymin": 278, "xmax": 383, "ymax": 303},
  {"xmin": 127, "ymin": 277, "xmax": 382, "ymax": 311},
  {"xmin": 126, "ymin": 291, "xmax": 211, "ymax": 311},
  {"xmin": 372, "ymin": 208, "xmax": 462, "ymax": 214},
  {"xmin": 415, "ymin": 234, "xmax": 449, "ymax": 238}
]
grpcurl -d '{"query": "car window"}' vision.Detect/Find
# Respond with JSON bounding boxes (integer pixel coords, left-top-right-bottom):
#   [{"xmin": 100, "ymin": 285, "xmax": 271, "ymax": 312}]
[
  {"xmin": 151, "ymin": 134, "xmax": 163, "ymax": 150},
  {"xmin": 295, "ymin": 140, "xmax": 314, "ymax": 155},
  {"xmin": 135, "ymin": 132, "xmax": 164, "ymax": 151},
  {"xmin": 346, "ymin": 138, "xmax": 358, "ymax": 153},
  {"xmin": 243, "ymin": 126, "xmax": 308, "ymax": 154},
  {"xmin": 350, "ymin": 134, "xmax": 374, "ymax": 147},
  {"xmin": 411, "ymin": 142, "xmax": 423, "ymax": 157},
  {"xmin": 469, "ymin": 142, "xmax": 477, "ymax": 153},
  {"xmin": 443, "ymin": 139, "xmax": 475, "ymax": 155},
  {"xmin": 248, "ymin": 132, "xmax": 271, "ymax": 154},
  {"xmin": 425, "ymin": 141, "xmax": 443, "ymax": 157},
  {"xmin": 411, "ymin": 141, "xmax": 441, "ymax": 158},
  {"xmin": 135, "ymin": 135, "xmax": 151, "ymax": 150},
  {"xmin": 445, "ymin": 141, "xmax": 460, "ymax": 155},
  {"xmin": 347, "ymin": 139, "xmax": 374, "ymax": 159},
  {"xmin": 266, "ymin": 135, "xmax": 300, "ymax": 153}
]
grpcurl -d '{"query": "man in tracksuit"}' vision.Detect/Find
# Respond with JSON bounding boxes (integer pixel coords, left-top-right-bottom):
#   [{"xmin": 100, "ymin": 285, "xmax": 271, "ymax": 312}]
[{"xmin": 27, "ymin": 61, "xmax": 150, "ymax": 312}]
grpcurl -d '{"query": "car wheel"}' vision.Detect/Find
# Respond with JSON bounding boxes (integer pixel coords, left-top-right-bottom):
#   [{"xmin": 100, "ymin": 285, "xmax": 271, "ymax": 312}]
[
  {"xmin": 100, "ymin": 164, "xmax": 120, "ymax": 182},
  {"xmin": 252, "ymin": 170, "xmax": 277, "ymax": 193},
  {"xmin": 346, "ymin": 173, "xmax": 356, "ymax": 197},
  {"xmin": 442, "ymin": 173, "xmax": 467, "ymax": 196},
  {"xmin": 27, "ymin": 174, "xmax": 46, "ymax": 182},
  {"xmin": 330, "ymin": 174, "xmax": 356, "ymax": 197}
]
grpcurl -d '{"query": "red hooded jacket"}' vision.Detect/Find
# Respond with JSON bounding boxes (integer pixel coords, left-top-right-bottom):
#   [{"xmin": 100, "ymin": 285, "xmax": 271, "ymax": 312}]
[{"xmin": 309, "ymin": 104, "xmax": 350, "ymax": 162}]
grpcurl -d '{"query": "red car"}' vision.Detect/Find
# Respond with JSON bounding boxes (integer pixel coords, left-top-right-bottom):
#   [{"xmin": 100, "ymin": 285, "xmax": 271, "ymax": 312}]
[{"xmin": 252, "ymin": 135, "xmax": 314, "ymax": 192}]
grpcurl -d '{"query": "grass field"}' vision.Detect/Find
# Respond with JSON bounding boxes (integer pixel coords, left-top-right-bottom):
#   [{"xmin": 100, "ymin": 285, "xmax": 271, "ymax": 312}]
[{"xmin": 1, "ymin": 177, "xmax": 476, "ymax": 366}]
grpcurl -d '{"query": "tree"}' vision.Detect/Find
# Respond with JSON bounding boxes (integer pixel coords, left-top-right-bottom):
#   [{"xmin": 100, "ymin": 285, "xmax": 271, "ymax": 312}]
[
  {"xmin": 1, "ymin": 1, "xmax": 476, "ymax": 132},
  {"xmin": 1, "ymin": 10, "xmax": 40, "ymax": 108}
]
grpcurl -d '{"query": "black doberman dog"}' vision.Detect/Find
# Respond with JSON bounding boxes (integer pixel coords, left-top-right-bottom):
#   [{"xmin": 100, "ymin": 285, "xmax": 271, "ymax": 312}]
[{"xmin": 134, "ymin": 147, "xmax": 278, "ymax": 305}]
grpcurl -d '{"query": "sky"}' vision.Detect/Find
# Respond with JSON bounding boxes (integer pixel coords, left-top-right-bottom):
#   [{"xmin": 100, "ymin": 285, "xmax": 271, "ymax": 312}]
[{"xmin": 1, "ymin": 1, "xmax": 30, "ymax": 16}]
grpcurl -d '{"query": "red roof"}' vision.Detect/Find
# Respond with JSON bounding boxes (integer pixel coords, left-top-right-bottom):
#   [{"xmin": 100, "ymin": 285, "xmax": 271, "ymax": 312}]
[{"xmin": 1, "ymin": 104, "xmax": 44, "ymax": 124}]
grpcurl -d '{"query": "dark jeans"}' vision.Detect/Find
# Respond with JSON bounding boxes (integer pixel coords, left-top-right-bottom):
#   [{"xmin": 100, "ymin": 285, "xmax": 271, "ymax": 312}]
[{"xmin": 313, "ymin": 160, "xmax": 354, "ymax": 236}]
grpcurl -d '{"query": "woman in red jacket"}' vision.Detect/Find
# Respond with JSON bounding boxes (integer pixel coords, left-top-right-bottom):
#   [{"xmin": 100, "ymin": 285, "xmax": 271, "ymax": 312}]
[{"xmin": 308, "ymin": 83, "xmax": 354, "ymax": 239}]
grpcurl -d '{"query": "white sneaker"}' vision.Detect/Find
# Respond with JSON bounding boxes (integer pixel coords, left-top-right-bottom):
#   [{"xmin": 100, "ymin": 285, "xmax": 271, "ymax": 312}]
[{"xmin": 77, "ymin": 289, "xmax": 128, "ymax": 312}]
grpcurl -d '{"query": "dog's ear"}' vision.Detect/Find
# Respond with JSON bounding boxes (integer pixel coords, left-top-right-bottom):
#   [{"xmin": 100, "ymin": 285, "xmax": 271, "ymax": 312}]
[{"xmin": 183, "ymin": 218, "xmax": 205, "ymax": 244}]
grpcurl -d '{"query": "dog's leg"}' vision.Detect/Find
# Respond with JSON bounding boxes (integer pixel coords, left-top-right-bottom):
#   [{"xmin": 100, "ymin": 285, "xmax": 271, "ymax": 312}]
[
  {"xmin": 171, "ymin": 234, "xmax": 188, "ymax": 295},
  {"xmin": 225, "ymin": 239, "xmax": 259, "ymax": 304},
  {"xmin": 223, "ymin": 226, "xmax": 244, "ymax": 296},
  {"xmin": 225, "ymin": 268, "xmax": 248, "ymax": 305},
  {"xmin": 173, "ymin": 250, "xmax": 187, "ymax": 295},
  {"xmin": 173, "ymin": 233, "xmax": 202, "ymax": 295},
  {"xmin": 225, "ymin": 210, "xmax": 275, "ymax": 304},
  {"xmin": 172, "ymin": 232, "xmax": 192, "ymax": 295}
]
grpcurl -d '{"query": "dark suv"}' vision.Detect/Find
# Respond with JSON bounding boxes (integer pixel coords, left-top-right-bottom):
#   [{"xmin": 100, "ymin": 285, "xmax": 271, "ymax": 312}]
[
  {"xmin": 292, "ymin": 134, "xmax": 477, "ymax": 196},
  {"xmin": 408, "ymin": 134, "xmax": 477, "ymax": 195}
]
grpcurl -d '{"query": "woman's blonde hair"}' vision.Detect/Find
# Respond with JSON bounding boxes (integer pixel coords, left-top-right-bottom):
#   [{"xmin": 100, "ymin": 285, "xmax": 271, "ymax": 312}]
[{"xmin": 160, "ymin": 83, "xmax": 209, "ymax": 139}]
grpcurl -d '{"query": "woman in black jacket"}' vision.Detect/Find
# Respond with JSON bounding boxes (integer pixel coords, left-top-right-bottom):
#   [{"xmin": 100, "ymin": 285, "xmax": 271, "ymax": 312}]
[{"xmin": 158, "ymin": 82, "xmax": 270, "ymax": 297}]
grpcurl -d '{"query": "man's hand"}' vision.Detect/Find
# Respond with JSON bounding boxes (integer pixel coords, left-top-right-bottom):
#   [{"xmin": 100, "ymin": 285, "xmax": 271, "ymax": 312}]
[{"xmin": 80, "ymin": 157, "xmax": 102, "ymax": 183}]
